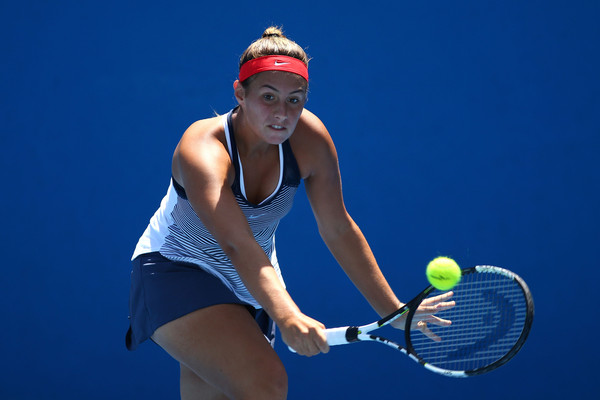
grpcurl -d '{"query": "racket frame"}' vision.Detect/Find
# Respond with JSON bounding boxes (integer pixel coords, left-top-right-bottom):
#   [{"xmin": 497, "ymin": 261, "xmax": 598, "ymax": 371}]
[
  {"xmin": 403, "ymin": 265, "xmax": 534, "ymax": 377},
  {"xmin": 308, "ymin": 265, "xmax": 534, "ymax": 378}
]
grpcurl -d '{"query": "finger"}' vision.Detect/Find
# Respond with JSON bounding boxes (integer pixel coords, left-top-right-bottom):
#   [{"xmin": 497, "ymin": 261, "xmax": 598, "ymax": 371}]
[
  {"xmin": 316, "ymin": 339, "xmax": 329, "ymax": 354},
  {"xmin": 415, "ymin": 300, "xmax": 456, "ymax": 316},
  {"xmin": 296, "ymin": 343, "xmax": 319, "ymax": 357},
  {"xmin": 422, "ymin": 314, "xmax": 452, "ymax": 327},
  {"xmin": 316, "ymin": 330, "xmax": 330, "ymax": 354},
  {"xmin": 287, "ymin": 335, "xmax": 319, "ymax": 357},
  {"xmin": 417, "ymin": 320, "xmax": 441, "ymax": 342},
  {"xmin": 303, "ymin": 322, "xmax": 328, "ymax": 355},
  {"xmin": 421, "ymin": 291, "xmax": 454, "ymax": 305},
  {"xmin": 299, "ymin": 327, "xmax": 329, "ymax": 356},
  {"xmin": 434, "ymin": 300, "xmax": 456, "ymax": 312}
]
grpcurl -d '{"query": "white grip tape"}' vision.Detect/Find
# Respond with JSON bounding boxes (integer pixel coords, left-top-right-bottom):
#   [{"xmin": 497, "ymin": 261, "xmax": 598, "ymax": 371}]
[
  {"xmin": 287, "ymin": 326, "xmax": 350, "ymax": 353},
  {"xmin": 325, "ymin": 326, "xmax": 351, "ymax": 346}
]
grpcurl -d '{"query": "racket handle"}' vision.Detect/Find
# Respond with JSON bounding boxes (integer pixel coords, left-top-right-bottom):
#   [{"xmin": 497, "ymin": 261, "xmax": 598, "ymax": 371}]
[
  {"xmin": 287, "ymin": 326, "xmax": 351, "ymax": 353},
  {"xmin": 325, "ymin": 326, "xmax": 352, "ymax": 346}
]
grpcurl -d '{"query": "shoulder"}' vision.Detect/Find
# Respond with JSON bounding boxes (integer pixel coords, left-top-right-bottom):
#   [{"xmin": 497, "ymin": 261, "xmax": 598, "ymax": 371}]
[
  {"xmin": 172, "ymin": 114, "xmax": 232, "ymax": 184},
  {"xmin": 295, "ymin": 108, "xmax": 329, "ymax": 139},
  {"xmin": 290, "ymin": 109, "xmax": 338, "ymax": 179},
  {"xmin": 180, "ymin": 115, "xmax": 226, "ymax": 147}
]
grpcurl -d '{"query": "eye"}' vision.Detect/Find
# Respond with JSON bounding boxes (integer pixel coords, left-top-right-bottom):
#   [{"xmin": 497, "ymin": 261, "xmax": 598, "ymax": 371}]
[
  {"xmin": 263, "ymin": 94, "xmax": 275, "ymax": 101},
  {"xmin": 288, "ymin": 95, "xmax": 306, "ymax": 105}
]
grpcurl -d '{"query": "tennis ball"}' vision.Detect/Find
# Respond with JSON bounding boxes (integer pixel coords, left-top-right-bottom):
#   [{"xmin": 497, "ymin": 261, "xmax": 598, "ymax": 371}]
[{"xmin": 426, "ymin": 256, "xmax": 461, "ymax": 291}]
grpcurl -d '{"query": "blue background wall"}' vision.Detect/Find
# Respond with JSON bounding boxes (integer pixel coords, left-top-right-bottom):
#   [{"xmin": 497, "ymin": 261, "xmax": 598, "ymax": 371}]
[{"xmin": 1, "ymin": 1, "xmax": 598, "ymax": 398}]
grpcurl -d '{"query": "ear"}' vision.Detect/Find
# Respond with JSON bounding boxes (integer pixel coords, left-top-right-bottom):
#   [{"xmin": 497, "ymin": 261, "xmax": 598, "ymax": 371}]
[{"xmin": 233, "ymin": 80, "xmax": 245, "ymax": 105}]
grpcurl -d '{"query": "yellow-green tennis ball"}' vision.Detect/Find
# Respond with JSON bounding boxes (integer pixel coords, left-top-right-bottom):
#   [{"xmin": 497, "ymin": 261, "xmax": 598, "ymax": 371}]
[{"xmin": 426, "ymin": 257, "xmax": 461, "ymax": 290}]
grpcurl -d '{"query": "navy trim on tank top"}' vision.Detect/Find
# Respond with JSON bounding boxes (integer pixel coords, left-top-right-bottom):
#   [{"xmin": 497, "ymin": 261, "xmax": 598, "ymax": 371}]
[
  {"xmin": 172, "ymin": 110, "xmax": 301, "ymax": 203},
  {"xmin": 172, "ymin": 177, "xmax": 187, "ymax": 199}
]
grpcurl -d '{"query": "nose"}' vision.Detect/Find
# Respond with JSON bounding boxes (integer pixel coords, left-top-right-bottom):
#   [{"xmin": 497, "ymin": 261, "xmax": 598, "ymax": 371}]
[{"xmin": 273, "ymin": 101, "xmax": 288, "ymax": 121}]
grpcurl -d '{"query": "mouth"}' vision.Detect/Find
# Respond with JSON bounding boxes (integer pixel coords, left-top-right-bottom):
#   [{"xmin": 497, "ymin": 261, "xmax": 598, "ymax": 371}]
[{"xmin": 269, "ymin": 124, "xmax": 286, "ymax": 131}]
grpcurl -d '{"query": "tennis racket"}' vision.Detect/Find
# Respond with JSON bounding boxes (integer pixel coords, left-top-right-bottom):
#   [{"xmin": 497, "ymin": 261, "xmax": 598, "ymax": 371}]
[{"xmin": 289, "ymin": 265, "xmax": 534, "ymax": 377}]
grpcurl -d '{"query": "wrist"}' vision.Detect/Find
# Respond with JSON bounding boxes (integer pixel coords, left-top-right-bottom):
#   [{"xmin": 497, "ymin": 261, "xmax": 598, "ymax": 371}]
[
  {"xmin": 377, "ymin": 300, "xmax": 404, "ymax": 318},
  {"xmin": 257, "ymin": 289, "xmax": 302, "ymax": 326}
]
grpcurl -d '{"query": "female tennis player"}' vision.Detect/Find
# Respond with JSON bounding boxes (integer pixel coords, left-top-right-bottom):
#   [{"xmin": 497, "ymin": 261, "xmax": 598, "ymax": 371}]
[{"xmin": 126, "ymin": 27, "xmax": 452, "ymax": 400}]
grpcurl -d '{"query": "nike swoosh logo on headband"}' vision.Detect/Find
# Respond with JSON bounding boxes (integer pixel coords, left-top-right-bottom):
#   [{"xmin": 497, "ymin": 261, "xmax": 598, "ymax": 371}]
[{"xmin": 274, "ymin": 61, "xmax": 291, "ymax": 66}]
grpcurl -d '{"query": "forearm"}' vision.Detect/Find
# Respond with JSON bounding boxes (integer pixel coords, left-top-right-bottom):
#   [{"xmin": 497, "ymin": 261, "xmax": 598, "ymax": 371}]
[
  {"xmin": 225, "ymin": 238, "xmax": 301, "ymax": 323},
  {"xmin": 226, "ymin": 239, "xmax": 328, "ymax": 354},
  {"xmin": 322, "ymin": 218, "xmax": 403, "ymax": 317}
]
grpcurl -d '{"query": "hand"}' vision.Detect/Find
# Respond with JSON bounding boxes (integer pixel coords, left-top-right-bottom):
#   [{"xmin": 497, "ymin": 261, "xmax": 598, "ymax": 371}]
[
  {"xmin": 391, "ymin": 291, "xmax": 455, "ymax": 341},
  {"xmin": 278, "ymin": 312, "xmax": 329, "ymax": 357}
]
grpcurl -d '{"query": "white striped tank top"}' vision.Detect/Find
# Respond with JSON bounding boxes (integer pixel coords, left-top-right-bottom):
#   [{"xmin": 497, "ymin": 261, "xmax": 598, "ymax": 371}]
[{"xmin": 131, "ymin": 109, "xmax": 301, "ymax": 308}]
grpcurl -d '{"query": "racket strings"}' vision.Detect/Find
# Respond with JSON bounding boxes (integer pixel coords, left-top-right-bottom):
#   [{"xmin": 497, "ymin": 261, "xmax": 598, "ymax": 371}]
[{"xmin": 410, "ymin": 271, "xmax": 528, "ymax": 372}]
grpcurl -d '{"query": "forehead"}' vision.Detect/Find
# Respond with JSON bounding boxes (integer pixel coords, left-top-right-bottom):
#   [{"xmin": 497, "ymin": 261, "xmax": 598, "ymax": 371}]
[{"xmin": 248, "ymin": 71, "xmax": 308, "ymax": 92}]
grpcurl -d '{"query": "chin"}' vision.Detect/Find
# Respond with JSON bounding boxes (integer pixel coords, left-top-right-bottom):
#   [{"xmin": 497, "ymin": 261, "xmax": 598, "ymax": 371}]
[
  {"xmin": 265, "ymin": 129, "xmax": 292, "ymax": 144},
  {"xmin": 267, "ymin": 137, "xmax": 289, "ymax": 145}
]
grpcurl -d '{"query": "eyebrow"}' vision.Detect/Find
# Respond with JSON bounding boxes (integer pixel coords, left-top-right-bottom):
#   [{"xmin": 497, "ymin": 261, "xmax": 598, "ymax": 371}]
[{"xmin": 260, "ymin": 84, "xmax": 306, "ymax": 95}]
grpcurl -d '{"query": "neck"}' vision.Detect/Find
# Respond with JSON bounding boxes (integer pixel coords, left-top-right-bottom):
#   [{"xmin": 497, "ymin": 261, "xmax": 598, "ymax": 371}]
[{"xmin": 232, "ymin": 108, "xmax": 273, "ymax": 157}]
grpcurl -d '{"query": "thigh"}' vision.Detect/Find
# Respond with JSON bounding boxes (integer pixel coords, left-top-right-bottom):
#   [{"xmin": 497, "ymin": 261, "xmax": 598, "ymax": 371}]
[
  {"xmin": 180, "ymin": 363, "xmax": 228, "ymax": 400},
  {"xmin": 127, "ymin": 252, "xmax": 246, "ymax": 351},
  {"xmin": 152, "ymin": 304, "xmax": 287, "ymax": 400}
]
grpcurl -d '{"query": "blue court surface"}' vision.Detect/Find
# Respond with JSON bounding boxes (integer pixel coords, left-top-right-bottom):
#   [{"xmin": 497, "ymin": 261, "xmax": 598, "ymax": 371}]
[{"xmin": 1, "ymin": 1, "xmax": 598, "ymax": 398}]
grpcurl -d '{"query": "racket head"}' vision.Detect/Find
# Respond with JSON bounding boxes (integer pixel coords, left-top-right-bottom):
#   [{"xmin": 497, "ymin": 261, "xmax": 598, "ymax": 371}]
[{"xmin": 405, "ymin": 265, "xmax": 534, "ymax": 377}]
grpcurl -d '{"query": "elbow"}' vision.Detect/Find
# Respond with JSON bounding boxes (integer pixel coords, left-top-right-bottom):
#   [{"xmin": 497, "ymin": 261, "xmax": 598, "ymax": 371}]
[
  {"xmin": 216, "ymin": 232, "xmax": 260, "ymax": 264},
  {"xmin": 219, "ymin": 240, "xmax": 239, "ymax": 259},
  {"xmin": 318, "ymin": 217, "xmax": 355, "ymax": 244}
]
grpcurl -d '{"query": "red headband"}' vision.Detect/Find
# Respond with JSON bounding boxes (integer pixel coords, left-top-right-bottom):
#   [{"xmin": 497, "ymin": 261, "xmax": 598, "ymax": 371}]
[{"xmin": 239, "ymin": 55, "xmax": 308, "ymax": 82}]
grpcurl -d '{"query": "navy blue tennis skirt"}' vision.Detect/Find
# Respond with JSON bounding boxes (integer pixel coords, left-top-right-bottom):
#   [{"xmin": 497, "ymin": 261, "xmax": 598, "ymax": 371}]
[{"xmin": 126, "ymin": 251, "xmax": 275, "ymax": 350}]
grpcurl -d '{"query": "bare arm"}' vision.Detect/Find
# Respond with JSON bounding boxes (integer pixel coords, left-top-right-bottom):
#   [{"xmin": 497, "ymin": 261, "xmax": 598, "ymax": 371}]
[
  {"xmin": 172, "ymin": 118, "xmax": 327, "ymax": 355},
  {"xmin": 299, "ymin": 114, "xmax": 402, "ymax": 318}
]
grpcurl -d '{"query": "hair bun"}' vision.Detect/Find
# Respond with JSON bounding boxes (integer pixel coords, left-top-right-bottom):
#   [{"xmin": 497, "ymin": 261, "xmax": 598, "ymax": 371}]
[
  {"xmin": 239, "ymin": 26, "xmax": 308, "ymax": 70},
  {"xmin": 262, "ymin": 26, "xmax": 285, "ymax": 39}
]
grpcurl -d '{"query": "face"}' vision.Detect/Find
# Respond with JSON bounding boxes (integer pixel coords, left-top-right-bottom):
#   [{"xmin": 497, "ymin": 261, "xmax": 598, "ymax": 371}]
[{"xmin": 235, "ymin": 71, "xmax": 308, "ymax": 145}]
